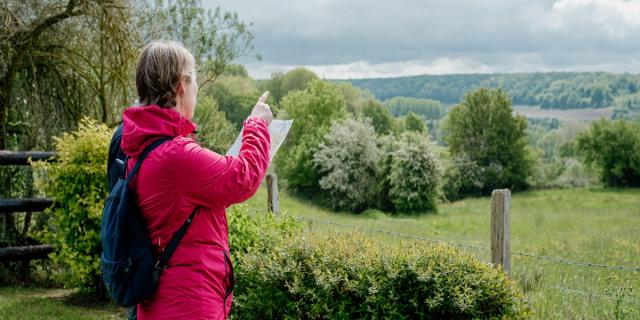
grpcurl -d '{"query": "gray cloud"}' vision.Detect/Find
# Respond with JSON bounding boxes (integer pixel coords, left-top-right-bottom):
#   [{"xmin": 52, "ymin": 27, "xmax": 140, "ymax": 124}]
[{"xmin": 203, "ymin": 0, "xmax": 640, "ymax": 78}]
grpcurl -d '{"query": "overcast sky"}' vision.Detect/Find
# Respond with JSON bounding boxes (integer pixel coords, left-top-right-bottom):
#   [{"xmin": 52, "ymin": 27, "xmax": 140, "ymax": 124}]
[{"xmin": 203, "ymin": 0, "xmax": 640, "ymax": 79}]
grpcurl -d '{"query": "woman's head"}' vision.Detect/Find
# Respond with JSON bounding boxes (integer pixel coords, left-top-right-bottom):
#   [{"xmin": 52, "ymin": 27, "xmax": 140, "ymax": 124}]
[{"xmin": 136, "ymin": 40, "xmax": 198, "ymax": 120}]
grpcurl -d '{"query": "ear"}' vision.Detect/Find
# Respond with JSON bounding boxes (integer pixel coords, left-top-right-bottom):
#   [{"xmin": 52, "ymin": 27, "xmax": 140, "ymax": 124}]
[{"xmin": 176, "ymin": 81, "xmax": 186, "ymax": 96}]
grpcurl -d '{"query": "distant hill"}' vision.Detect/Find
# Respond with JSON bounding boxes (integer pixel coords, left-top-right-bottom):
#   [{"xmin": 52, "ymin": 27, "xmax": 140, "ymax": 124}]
[{"xmin": 346, "ymin": 72, "xmax": 640, "ymax": 111}]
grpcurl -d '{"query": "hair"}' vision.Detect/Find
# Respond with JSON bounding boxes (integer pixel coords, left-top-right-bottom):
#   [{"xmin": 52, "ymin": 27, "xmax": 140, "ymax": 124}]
[{"xmin": 136, "ymin": 40, "xmax": 196, "ymax": 108}]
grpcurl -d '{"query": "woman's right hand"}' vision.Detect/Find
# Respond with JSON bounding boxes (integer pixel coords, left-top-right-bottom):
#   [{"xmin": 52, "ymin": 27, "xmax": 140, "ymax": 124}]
[{"xmin": 248, "ymin": 91, "xmax": 273, "ymax": 125}]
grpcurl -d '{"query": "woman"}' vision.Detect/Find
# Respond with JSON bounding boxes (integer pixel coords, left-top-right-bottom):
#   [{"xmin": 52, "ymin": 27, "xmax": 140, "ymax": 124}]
[{"xmin": 120, "ymin": 40, "xmax": 271, "ymax": 319}]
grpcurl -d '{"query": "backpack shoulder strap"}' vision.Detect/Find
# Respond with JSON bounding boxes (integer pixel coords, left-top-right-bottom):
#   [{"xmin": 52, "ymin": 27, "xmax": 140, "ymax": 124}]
[
  {"xmin": 121, "ymin": 136, "xmax": 198, "ymax": 274},
  {"xmin": 125, "ymin": 137, "xmax": 172, "ymax": 184},
  {"xmin": 153, "ymin": 206, "xmax": 198, "ymax": 273}
]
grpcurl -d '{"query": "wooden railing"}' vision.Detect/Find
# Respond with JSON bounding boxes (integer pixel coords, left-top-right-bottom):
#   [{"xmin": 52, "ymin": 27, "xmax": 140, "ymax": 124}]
[{"xmin": 0, "ymin": 151, "xmax": 55, "ymax": 266}]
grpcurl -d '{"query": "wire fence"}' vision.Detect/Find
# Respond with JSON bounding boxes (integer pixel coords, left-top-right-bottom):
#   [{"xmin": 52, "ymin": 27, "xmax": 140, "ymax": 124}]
[
  {"xmin": 292, "ymin": 215, "xmax": 640, "ymax": 273},
  {"xmin": 542, "ymin": 285, "xmax": 639, "ymax": 304},
  {"xmin": 298, "ymin": 215, "xmax": 487, "ymax": 250}
]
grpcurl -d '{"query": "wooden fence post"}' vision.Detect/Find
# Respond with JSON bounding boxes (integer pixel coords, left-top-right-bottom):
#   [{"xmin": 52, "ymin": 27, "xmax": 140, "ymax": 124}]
[
  {"xmin": 491, "ymin": 189, "xmax": 511, "ymax": 275},
  {"xmin": 266, "ymin": 173, "xmax": 280, "ymax": 215}
]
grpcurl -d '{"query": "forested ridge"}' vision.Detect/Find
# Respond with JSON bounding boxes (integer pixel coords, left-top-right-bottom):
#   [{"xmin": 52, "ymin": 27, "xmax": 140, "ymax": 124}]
[{"xmin": 347, "ymin": 72, "xmax": 640, "ymax": 111}]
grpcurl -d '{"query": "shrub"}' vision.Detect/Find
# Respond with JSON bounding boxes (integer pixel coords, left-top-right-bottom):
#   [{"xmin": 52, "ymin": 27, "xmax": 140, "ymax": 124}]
[
  {"xmin": 444, "ymin": 88, "xmax": 532, "ymax": 197},
  {"xmin": 31, "ymin": 118, "xmax": 112, "ymax": 294},
  {"xmin": 442, "ymin": 154, "xmax": 492, "ymax": 201},
  {"xmin": 227, "ymin": 205, "xmax": 302, "ymax": 257},
  {"xmin": 193, "ymin": 96, "xmax": 236, "ymax": 154},
  {"xmin": 313, "ymin": 118, "xmax": 381, "ymax": 212},
  {"xmin": 232, "ymin": 233, "xmax": 531, "ymax": 319},
  {"xmin": 576, "ymin": 119, "xmax": 640, "ymax": 187},
  {"xmin": 529, "ymin": 157, "xmax": 598, "ymax": 189},
  {"xmin": 388, "ymin": 132, "xmax": 440, "ymax": 213},
  {"xmin": 375, "ymin": 135, "xmax": 399, "ymax": 212}
]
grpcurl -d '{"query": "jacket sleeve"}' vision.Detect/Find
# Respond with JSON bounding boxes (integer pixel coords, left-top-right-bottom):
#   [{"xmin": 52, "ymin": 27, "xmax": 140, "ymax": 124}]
[{"xmin": 176, "ymin": 117, "xmax": 271, "ymax": 209}]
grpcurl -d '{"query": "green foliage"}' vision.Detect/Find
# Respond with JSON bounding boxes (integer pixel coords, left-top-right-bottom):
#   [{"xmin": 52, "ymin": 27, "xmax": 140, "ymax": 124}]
[
  {"xmin": 376, "ymin": 136, "xmax": 399, "ymax": 212},
  {"xmin": 222, "ymin": 64, "xmax": 250, "ymax": 77},
  {"xmin": 442, "ymin": 154, "xmax": 491, "ymax": 201},
  {"xmin": 1, "ymin": 0, "xmax": 139, "ymax": 150},
  {"xmin": 232, "ymin": 232, "xmax": 530, "ymax": 319},
  {"xmin": 444, "ymin": 88, "xmax": 532, "ymax": 199},
  {"xmin": 359, "ymin": 100, "xmax": 396, "ymax": 135},
  {"xmin": 227, "ymin": 205, "xmax": 302, "ymax": 257},
  {"xmin": 204, "ymin": 83, "xmax": 256, "ymax": 128},
  {"xmin": 1, "ymin": 0, "xmax": 255, "ymax": 151},
  {"xmin": 276, "ymin": 80, "xmax": 347, "ymax": 194},
  {"xmin": 261, "ymin": 68, "xmax": 319, "ymax": 104},
  {"xmin": 30, "ymin": 118, "xmax": 112, "ymax": 294},
  {"xmin": 350, "ymin": 72, "xmax": 640, "ymax": 110},
  {"xmin": 140, "ymin": 0, "xmax": 255, "ymax": 89},
  {"xmin": 388, "ymin": 132, "xmax": 439, "ymax": 213},
  {"xmin": 576, "ymin": 119, "xmax": 640, "ymax": 187},
  {"xmin": 384, "ymin": 96, "xmax": 445, "ymax": 120},
  {"xmin": 334, "ymin": 82, "xmax": 375, "ymax": 115},
  {"xmin": 313, "ymin": 118, "xmax": 381, "ymax": 212},
  {"xmin": 192, "ymin": 96, "xmax": 236, "ymax": 154},
  {"xmin": 526, "ymin": 120, "xmax": 598, "ymax": 188},
  {"xmin": 401, "ymin": 112, "xmax": 426, "ymax": 134}
]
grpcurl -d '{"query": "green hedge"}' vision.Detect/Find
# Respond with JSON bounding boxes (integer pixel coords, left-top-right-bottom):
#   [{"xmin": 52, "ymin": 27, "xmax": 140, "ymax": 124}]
[
  {"xmin": 31, "ymin": 118, "xmax": 112, "ymax": 294},
  {"xmin": 232, "ymin": 232, "xmax": 531, "ymax": 319}
]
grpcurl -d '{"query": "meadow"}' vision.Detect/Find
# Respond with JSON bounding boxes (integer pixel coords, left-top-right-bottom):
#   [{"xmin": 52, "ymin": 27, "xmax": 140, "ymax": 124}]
[
  {"xmin": 513, "ymin": 106, "xmax": 615, "ymax": 122},
  {"xmin": 3, "ymin": 187, "xmax": 636, "ymax": 319}
]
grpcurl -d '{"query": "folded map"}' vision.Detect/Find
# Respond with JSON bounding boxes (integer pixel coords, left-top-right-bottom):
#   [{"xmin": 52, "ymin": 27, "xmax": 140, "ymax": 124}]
[{"xmin": 226, "ymin": 119, "xmax": 294, "ymax": 161}]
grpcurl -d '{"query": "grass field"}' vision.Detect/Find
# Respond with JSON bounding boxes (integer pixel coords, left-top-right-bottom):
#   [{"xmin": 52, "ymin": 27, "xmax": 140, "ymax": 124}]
[
  {"xmin": 513, "ymin": 105, "xmax": 614, "ymax": 122},
  {"xmin": 2, "ymin": 187, "xmax": 639, "ymax": 319},
  {"xmin": 0, "ymin": 287, "xmax": 122, "ymax": 319}
]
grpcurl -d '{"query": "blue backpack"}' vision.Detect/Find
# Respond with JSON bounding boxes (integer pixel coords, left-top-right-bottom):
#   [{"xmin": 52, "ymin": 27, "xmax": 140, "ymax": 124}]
[{"xmin": 100, "ymin": 136, "xmax": 197, "ymax": 307}]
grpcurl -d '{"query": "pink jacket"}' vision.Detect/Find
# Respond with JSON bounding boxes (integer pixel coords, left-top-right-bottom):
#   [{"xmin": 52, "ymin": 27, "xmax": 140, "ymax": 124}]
[{"xmin": 120, "ymin": 105, "xmax": 270, "ymax": 319}]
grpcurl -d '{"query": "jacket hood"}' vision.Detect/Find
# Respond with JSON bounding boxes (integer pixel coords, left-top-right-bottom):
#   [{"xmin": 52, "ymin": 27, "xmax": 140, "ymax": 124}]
[{"xmin": 121, "ymin": 105, "xmax": 196, "ymax": 157}]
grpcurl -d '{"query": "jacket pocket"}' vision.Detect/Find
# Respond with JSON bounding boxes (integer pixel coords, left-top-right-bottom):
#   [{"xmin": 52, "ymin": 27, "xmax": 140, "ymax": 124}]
[
  {"xmin": 101, "ymin": 256, "xmax": 135, "ymax": 276},
  {"xmin": 223, "ymin": 250, "xmax": 235, "ymax": 301}
]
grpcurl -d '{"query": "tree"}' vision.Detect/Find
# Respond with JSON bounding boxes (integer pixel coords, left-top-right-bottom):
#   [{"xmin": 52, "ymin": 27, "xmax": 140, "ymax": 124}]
[
  {"xmin": 576, "ymin": 119, "xmax": 640, "ymax": 187},
  {"xmin": 388, "ymin": 132, "xmax": 439, "ymax": 213},
  {"xmin": 334, "ymin": 82, "xmax": 374, "ymax": 115},
  {"xmin": 313, "ymin": 118, "xmax": 380, "ymax": 212},
  {"xmin": 138, "ymin": 0, "xmax": 256, "ymax": 89},
  {"xmin": 360, "ymin": 99, "xmax": 395, "ymax": 135},
  {"xmin": 384, "ymin": 96, "xmax": 445, "ymax": 120},
  {"xmin": 261, "ymin": 68, "xmax": 319, "ymax": 104},
  {"xmin": 0, "ymin": 0, "xmax": 255, "ymax": 151},
  {"xmin": 444, "ymin": 88, "xmax": 532, "ymax": 197},
  {"xmin": 0, "ymin": 0, "xmax": 138, "ymax": 150},
  {"xmin": 202, "ymin": 83, "xmax": 254, "ymax": 128},
  {"xmin": 402, "ymin": 112, "xmax": 426, "ymax": 133},
  {"xmin": 276, "ymin": 80, "xmax": 347, "ymax": 194},
  {"xmin": 192, "ymin": 96, "xmax": 236, "ymax": 154}
]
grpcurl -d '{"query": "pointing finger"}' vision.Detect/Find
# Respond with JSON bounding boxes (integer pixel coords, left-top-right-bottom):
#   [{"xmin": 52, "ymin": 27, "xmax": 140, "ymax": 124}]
[{"xmin": 259, "ymin": 91, "xmax": 269, "ymax": 103}]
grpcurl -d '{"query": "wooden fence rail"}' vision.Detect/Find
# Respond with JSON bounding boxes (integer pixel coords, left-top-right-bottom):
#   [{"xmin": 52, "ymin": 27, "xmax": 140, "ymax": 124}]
[
  {"xmin": 0, "ymin": 245, "xmax": 54, "ymax": 262},
  {"xmin": 0, "ymin": 150, "xmax": 55, "ymax": 165},
  {"xmin": 1, "ymin": 150, "xmax": 55, "ymax": 268},
  {"xmin": 0, "ymin": 198, "xmax": 53, "ymax": 213}
]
